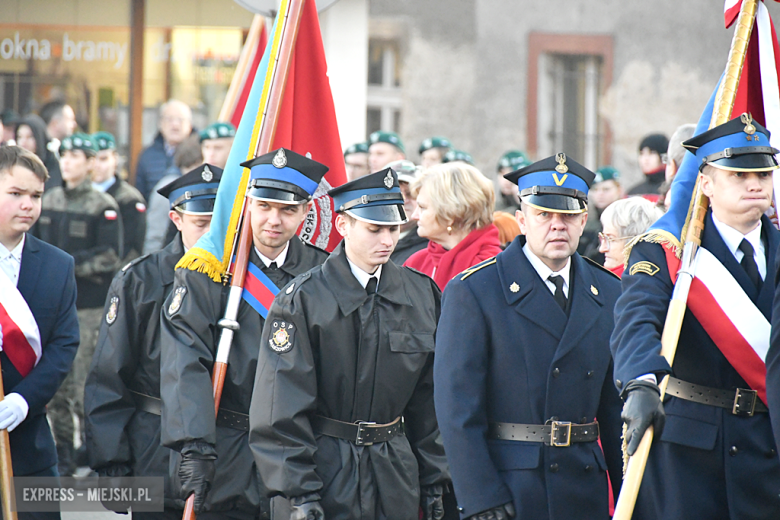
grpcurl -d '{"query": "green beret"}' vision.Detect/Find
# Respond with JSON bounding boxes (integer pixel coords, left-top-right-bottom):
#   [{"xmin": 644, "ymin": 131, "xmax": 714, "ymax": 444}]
[
  {"xmin": 199, "ymin": 122, "xmax": 236, "ymax": 142},
  {"xmin": 418, "ymin": 136, "xmax": 452, "ymax": 154},
  {"xmin": 92, "ymin": 131, "xmax": 116, "ymax": 151},
  {"xmin": 442, "ymin": 149, "xmax": 474, "ymax": 165},
  {"xmin": 594, "ymin": 166, "xmax": 621, "ymax": 184},
  {"xmin": 60, "ymin": 132, "xmax": 96, "ymax": 156},
  {"xmin": 344, "ymin": 142, "xmax": 369, "ymax": 156},
  {"xmin": 497, "ymin": 150, "xmax": 531, "ymax": 172},
  {"xmin": 368, "ymin": 131, "xmax": 406, "ymax": 155}
]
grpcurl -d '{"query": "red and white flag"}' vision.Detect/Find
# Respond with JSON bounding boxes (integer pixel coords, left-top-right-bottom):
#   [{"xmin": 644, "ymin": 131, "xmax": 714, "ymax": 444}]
[{"xmin": 0, "ymin": 271, "xmax": 42, "ymax": 378}]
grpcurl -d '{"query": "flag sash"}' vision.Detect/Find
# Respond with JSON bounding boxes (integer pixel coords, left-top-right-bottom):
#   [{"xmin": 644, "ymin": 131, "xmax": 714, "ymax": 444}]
[
  {"xmin": 0, "ymin": 271, "xmax": 42, "ymax": 377},
  {"xmin": 241, "ymin": 262, "xmax": 280, "ymax": 319},
  {"xmin": 663, "ymin": 244, "xmax": 769, "ymax": 403}
]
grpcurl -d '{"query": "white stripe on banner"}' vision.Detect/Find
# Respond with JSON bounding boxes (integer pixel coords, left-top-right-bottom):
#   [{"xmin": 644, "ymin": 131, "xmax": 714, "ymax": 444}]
[
  {"xmin": 694, "ymin": 247, "xmax": 770, "ymax": 362},
  {"xmin": 724, "ymin": 0, "xmax": 740, "ymax": 12},
  {"xmin": 0, "ymin": 270, "xmax": 42, "ymax": 363},
  {"xmin": 757, "ymin": 2, "xmax": 780, "ymax": 218}
]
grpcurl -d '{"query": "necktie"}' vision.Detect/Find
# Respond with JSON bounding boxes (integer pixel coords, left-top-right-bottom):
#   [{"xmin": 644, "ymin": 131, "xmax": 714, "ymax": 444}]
[
  {"xmin": 738, "ymin": 239, "xmax": 761, "ymax": 289},
  {"xmin": 365, "ymin": 276, "xmax": 378, "ymax": 295},
  {"xmin": 549, "ymin": 275, "xmax": 567, "ymax": 311},
  {"xmin": 268, "ymin": 262, "xmax": 278, "ymax": 270}
]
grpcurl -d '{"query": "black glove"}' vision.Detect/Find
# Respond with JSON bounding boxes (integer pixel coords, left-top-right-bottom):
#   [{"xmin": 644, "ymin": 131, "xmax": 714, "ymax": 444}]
[
  {"xmin": 622, "ymin": 379, "xmax": 666, "ymax": 456},
  {"xmin": 290, "ymin": 493, "xmax": 325, "ymax": 520},
  {"xmin": 469, "ymin": 502, "xmax": 515, "ymax": 520},
  {"xmin": 178, "ymin": 441, "xmax": 217, "ymax": 513},
  {"xmin": 97, "ymin": 463, "xmax": 132, "ymax": 514},
  {"xmin": 420, "ymin": 484, "xmax": 445, "ymax": 520}
]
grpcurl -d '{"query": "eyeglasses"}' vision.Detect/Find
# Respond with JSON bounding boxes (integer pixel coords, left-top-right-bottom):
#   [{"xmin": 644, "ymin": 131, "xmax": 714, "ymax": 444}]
[{"xmin": 598, "ymin": 232, "xmax": 635, "ymax": 251}]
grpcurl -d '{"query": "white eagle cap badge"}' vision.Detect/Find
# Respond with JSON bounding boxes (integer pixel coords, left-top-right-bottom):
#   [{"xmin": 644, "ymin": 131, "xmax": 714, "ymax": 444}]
[
  {"xmin": 202, "ymin": 165, "xmax": 213, "ymax": 182},
  {"xmin": 555, "ymin": 153, "xmax": 569, "ymax": 174},
  {"xmin": 273, "ymin": 149, "xmax": 288, "ymax": 168},
  {"xmin": 383, "ymin": 170, "xmax": 394, "ymax": 189}
]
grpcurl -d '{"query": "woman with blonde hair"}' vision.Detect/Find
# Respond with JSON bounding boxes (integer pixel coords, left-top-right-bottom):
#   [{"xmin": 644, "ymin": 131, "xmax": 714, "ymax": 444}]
[{"xmin": 404, "ymin": 162, "xmax": 502, "ymax": 288}]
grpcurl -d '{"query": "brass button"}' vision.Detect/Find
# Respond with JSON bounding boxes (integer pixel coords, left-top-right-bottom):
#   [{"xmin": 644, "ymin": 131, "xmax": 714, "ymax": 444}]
[
  {"xmin": 549, "ymin": 463, "xmax": 559, "ymax": 473},
  {"xmin": 552, "ymin": 368, "xmax": 560, "ymax": 378},
  {"xmin": 586, "ymin": 370, "xmax": 594, "ymax": 378},
  {"xmin": 729, "ymin": 446, "xmax": 738, "ymax": 456}
]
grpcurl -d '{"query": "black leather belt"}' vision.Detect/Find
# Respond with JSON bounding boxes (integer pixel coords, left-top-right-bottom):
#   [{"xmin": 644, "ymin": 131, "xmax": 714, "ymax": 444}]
[
  {"xmin": 129, "ymin": 390, "xmax": 250, "ymax": 431},
  {"xmin": 488, "ymin": 420, "xmax": 599, "ymax": 447},
  {"xmin": 666, "ymin": 377, "xmax": 767, "ymax": 417},
  {"xmin": 311, "ymin": 415, "xmax": 403, "ymax": 446}
]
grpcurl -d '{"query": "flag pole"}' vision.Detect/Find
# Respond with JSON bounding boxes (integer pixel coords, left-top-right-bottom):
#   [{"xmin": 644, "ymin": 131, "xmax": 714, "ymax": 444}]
[
  {"xmin": 612, "ymin": 1, "xmax": 759, "ymax": 518},
  {"xmin": 0, "ymin": 358, "xmax": 18, "ymax": 520},
  {"xmin": 218, "ymin": 14, "xmax": 265, "ymax": 123},
  {"xmin": 180, "ymin": 1, "xmax": 307, "ymax": 519}
]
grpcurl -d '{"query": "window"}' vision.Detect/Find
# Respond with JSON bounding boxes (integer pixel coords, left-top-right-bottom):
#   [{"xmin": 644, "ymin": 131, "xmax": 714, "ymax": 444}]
[
  {"xmin": 366, "ymin": 38, "xmax": 402, "ymax": 137},
  {"xmin": 527, "ymin": 34, "xmax": 613, "ymax": 170}
]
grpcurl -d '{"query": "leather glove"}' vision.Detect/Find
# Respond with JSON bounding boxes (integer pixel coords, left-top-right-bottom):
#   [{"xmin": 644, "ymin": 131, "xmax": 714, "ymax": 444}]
[
  {"xmin": 622, "ymin": 379, "xmax": 666, "ymax": 456},
  {"xmin": 98, "ymin": 463, "xmax": 132, "ymax": 514},
  {"xmin": 290, "ymin": 493, "xmax": 325, "ymax": 520},
  {"xmin": 469, "ymin": 502, "xmax": 515, "ymax": 520},
  {"xmin": 178, "ymin": 441, "xmax": 217, "ymax": 513},
  {"xmin": 420, "ymin": 484, "xmax": 445, "ymax": 520},
  {"xmin": 0, "ymin": 393, "xmax": 28, "ymax": 432}
]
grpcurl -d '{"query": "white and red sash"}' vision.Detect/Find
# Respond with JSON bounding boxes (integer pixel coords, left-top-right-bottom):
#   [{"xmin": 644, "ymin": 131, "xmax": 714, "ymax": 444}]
[
  {"xmin": 664, "ymin": 244, "xmax": 769, "ymax": 403},
  {"xmin": 0, "ymin": 270, "xmax": 42, "ymax": 378}
]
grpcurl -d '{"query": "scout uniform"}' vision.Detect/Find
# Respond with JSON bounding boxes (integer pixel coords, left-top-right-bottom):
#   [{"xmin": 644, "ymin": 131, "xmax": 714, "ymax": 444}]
[
  {"xmin": 84, "ymin": 165, "xmax": 222, "ymax": 519},
  {"xmin": 159, "ymin": 149, "xmax": 329, "ymax": 519},
  {"xmin": 434, "ymin": 154, "xmax": 623, "ymax": 519},
  {"xmin": 92, "ymin": 131, "xmax": 147, "ymax": 263},
  {"xmin": 249, "ymin": 169, "xmax": 450, "ymax": 520},
  {"xmin": 614, "ymin": 115, "xmax": 780, "ymax": 519}
]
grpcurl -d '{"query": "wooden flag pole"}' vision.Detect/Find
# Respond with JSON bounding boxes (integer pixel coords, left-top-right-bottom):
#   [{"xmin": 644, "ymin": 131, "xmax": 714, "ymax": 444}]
[
  {"xmin": 180, "ymin": 1, "xmax": 307, "ymax": 519},
  {"xmin": 218, "ymin": 14, "xmax": 265, "ymax": 123},
  {"xmin": 612, "ymin": 1, "xmax": 759, "ymax": 518}
]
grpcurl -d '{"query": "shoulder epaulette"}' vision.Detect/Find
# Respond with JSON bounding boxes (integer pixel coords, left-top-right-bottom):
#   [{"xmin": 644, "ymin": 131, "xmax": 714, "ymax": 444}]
[
  {"xmin": 121, "ymin": 253, "xmax": 152, "ymax": 272},
  {"xmin": 582, "ymin": 256, "xmax": 620, "ymax": 280},
  {"xmin": 279, "ymin": 270, "xmax": 314, "ymax": 298},
  {"xmin": 460, "ymin": 257, "xmax": 497, "ymax": 281},
  {"xmin": 624, "ymin": 230, "xmax": 682, "ymax": 265}
]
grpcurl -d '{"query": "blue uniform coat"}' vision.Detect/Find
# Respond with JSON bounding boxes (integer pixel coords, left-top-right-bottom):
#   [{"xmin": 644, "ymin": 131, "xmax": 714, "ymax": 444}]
[
  {"xmin": 434, "ymin": 237, "xmax": 623, "ymax": 519},
  {"xmin": 613, "ymin": 212, "xmax": 780, "ymax": 520}
]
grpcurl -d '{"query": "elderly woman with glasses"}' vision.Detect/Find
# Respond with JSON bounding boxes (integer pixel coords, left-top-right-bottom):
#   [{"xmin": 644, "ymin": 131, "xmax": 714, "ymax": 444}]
[{"xmin": 598, "ymin": 196, "xmax": 664, "ymax": 277}]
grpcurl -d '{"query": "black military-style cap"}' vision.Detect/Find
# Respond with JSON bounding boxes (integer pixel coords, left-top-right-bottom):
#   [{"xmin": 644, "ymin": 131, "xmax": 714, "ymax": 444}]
[
  {"xmin": 241, "ymin": 148, "xmax": 329, "ymax": 204},
  {"xmin": 157, "ymin": 163, "xmax": 222, "ymax": 215},
  {"xmin": 682, "ymin": 113, "xmax": 779, "ymax": 172},
  {"xmin": 503, "ymin": 153, "xmax": 595, "ymax": 214},
  {"xmin": 328, "ymin": 168, "xmax": 407, "ymax": 225}
]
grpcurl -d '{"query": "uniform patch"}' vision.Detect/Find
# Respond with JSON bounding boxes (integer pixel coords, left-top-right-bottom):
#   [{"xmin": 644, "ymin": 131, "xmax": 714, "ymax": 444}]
[
  {"xmin": 135, "ymin": 202, "xmax": 147, "ymax": 213},
  {"xmin": 629, "ymin": 261, "xmax": 660, "ymax": 277},
  {"xmin": 169, "ymin": 286, "xmax": 187, "ymax": 314},
  {"xmin": 104, "ymin": 209, "xmax": 118, "ymax": 220},
  {"xmin": 268, "ymin": 321, "xmax": 295, "ymax": 353},
  {"xmin": 106, "ymin": 296, "xmax": 119, "ymax": 324}
]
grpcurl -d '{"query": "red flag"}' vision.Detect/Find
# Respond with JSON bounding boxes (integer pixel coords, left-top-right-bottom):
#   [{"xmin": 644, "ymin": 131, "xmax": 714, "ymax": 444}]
[
  {"xmin": 230, "ymin": 24, "xmax": 268, "ymax": 128},
  {"xmin": 272, "ymin": 0, "xmax": 347, "ymax": 251}
]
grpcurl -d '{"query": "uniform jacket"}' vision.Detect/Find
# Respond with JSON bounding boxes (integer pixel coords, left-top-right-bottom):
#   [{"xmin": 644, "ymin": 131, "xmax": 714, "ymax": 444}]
[
  {"xmin": 434, "ymin": 237, "xmax": 623, "ymax": 519},
  {"xmin": 249, "ymin": 244, "xmax": 450, "ymax": 520},
  {"xmin": 84, "ymin": 235, "xmax": 183, "ymax": 505},
  {"xmin": 160, "ymin": 236, "xmax": 328, "ymax": 515},
  {"xmin": 106, "ymin": 178, "xmax": 147, "ymax": 263},
  {"xmin": 35, "ymin": 179, "xmax": 123, "ymax": 309},
  {"xmin": 390, "ymin": 224, "xmax": 427, "ymax": 265},
  {"xmin": 6, "ymin": 234, "xmax": 79, "ymax": 475},
  {"xmin": 612, "ymin": 211, "xmax": 780, "ymax": 519}
]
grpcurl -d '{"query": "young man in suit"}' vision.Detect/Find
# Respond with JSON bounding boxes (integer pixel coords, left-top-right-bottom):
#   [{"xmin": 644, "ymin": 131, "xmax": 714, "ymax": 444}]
[
  {"xmin": 0, "ymin": 146, "xmax": 79, "ymax": 519},
  {"xmin": 615, "ymin": 115, "xmax": 780, "ymax": 519}
]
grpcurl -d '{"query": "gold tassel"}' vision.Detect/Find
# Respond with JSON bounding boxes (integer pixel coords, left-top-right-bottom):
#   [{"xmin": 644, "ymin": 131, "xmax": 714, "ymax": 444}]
[
  {"xmin": 622, "ymin": 230, "xmax": 683, "ymax": 268},
  {"xmin": 175, "ymin": 247, "xmax": 225, "ymax": 284}
]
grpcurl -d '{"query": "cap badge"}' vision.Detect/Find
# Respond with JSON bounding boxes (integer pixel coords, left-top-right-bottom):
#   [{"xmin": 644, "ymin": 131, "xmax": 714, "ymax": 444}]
[
  {"xmin": 202, "ymin": 165, "xmax": 213, "ymax": 182},
  {"xmin": 741, "ymin": 113, "xmax": 756, "ymax": 135},
  {"xmin": 273, "ymin": 149, "xmax": 288, "ymax": 168},
  {"xmin": 555, "ymin": 153, "xmax": 569, "ymax": 174},
  {"xmin": 510, "ymin": 282, "xmax": 520, "ymax": 293},
  {"xmin": 383, "ymin": 171, "xmax": 394, "ymax": 189}
]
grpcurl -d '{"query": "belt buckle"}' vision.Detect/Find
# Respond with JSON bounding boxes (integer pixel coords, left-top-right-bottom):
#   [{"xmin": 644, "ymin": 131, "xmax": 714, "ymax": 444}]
[
  {"xmin": 732, "ymin": 388, "xmax": 757, "ymax": 417},
  {"xmin": 355, "ymin": 421, "xmax": 376, "ymax": 446},
  {"xmin": 550, "ymin": 421, "xmax": 572, "ymax": 447}
]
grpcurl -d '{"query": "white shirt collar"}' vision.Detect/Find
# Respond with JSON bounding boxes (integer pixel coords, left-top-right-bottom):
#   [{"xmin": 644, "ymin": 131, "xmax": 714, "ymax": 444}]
[
  {"xmin": 254, "ymin": 242, "xmax": 290, "ymax": 268},
  {"xmin": 0, "ymin": 234, "xmax": 25, "ymax": 261},
  {"xmin": 92, "ymin": 177, "xmax": 116, "ymax": 193},
  {"xmin": 711, "ymin": 213, "xmax": 765, "ymax": 278},
  {"xmin": 523, "ymin": 243, "xmax": 571, "ymax": 296},
  {"xmin": 0, "ymin": 234, "xmax": 25, "ymax": 285},
  {"xmin": 346, "ymin": 256, "xmax": 383, "ymax": 290}
]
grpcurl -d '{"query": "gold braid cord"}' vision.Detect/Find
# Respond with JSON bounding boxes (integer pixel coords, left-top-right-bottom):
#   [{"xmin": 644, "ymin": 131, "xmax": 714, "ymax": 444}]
[{"xmin": 622, "ymin": 230, "xmax": 683, "ymax": 268}]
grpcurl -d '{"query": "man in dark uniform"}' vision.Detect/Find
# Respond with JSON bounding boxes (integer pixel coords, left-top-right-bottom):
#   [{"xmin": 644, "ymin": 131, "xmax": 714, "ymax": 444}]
[
  {"xmin": 84, "ymin": 164, "xmax": 222, "ymax": 519},
  {"xmin": 34, "ymin": 132, "xmax": 123, "ymax": 476},
  {"xmin": 92, "ymin": 131, "xmax": 147, "ymax": 263},
  {"xmin": 615, "ymin": 115, "xmax": 780, "ymax": 520},
  {"xmin": 159, "ymin": 148, "xmax": 329, "ymax": 519},
  {"xmin": 435, "ymin": 153, "xmax": 623, "ymax": 520},
  {"xmin": 249, "ymin": 168, "xmax": 450, "ymax": 520}
]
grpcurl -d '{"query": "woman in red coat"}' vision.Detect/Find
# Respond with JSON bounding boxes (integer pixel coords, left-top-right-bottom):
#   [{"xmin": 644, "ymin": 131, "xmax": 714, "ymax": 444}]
[{"xmin": 404, "ymin": 162, "xmax": 502, "ymax": 289}]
